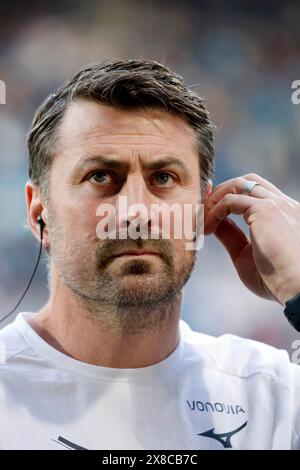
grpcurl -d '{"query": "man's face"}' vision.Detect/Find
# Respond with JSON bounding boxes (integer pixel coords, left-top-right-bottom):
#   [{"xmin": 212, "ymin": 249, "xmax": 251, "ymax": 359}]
[{"xmin": 45, "ymin": 100, "xmax": 204, "ymax": 315}]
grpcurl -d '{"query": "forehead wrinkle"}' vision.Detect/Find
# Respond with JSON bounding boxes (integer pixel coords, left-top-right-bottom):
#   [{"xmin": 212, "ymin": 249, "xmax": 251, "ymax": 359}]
[
  {"xmin": 63, "ymin": 130, "xmax": 183, "ymax": 155},
  {"xmin": 72, "ymin": 130, "xmax": 179, "ymax": 145},
  {"xmin": 57, "ymin": 102, "xmax": 199, "ymax": 175},
  {"xmin": 59, "ymin": 102, "xmax": 199, "ymax": 155}
]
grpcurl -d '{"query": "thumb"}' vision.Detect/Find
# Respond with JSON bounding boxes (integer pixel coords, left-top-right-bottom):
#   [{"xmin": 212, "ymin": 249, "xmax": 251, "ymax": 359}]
[{"xmin": 214, "ymin": 217, "xmax": 250, "ymax": 264}]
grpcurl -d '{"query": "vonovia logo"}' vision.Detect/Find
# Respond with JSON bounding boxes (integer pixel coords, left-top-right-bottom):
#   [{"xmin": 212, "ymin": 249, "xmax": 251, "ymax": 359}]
[
  {"xmin": 0, "ymin": 340, "xmax": 6, "ymax": 364},
  {"xmin": 0, "ymin": 80, "xmax": 6, "ymax": 104}
]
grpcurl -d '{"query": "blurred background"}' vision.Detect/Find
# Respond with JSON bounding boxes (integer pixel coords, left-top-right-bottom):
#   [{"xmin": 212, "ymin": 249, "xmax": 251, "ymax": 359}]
[{"xmin": 0, "ymin": 0, "xmax": 299, "ymax": 353}]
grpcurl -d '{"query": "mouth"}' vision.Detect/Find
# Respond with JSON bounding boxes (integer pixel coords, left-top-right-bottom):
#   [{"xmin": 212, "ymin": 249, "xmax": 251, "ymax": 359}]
[{"xmin": 112, "ymin": 251, "xmax": 161, "ymax": 259}]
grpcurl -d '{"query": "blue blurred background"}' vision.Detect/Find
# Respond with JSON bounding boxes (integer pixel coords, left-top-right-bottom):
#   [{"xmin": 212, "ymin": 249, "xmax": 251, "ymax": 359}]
[{"xmin": 0, "ymin": 0, "xmax": 299, "ymax": 353}]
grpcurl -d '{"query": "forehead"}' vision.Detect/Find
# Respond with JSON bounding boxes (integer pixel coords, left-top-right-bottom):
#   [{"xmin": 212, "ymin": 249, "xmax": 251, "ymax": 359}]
[{"xmin": 58, "ymin": 100, "xmax": 198, "ymax": 155}]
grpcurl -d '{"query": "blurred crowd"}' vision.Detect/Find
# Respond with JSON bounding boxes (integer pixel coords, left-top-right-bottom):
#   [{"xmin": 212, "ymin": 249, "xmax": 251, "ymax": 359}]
[{"xmin": 0, "ymin": 0, "xmax": 299, "ymax": 351}]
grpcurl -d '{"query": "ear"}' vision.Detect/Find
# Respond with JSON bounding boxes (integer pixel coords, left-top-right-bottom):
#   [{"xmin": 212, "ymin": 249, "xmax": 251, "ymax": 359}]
[
  {"xmin": 203, "ymin": 179, "xmax": 213, "ymax": 223},
  {"xmin": 204, "ymin": 179, "xmax": 213, "ymax": 198},
  {"xmin": 25, "ymin": 181, "xmax": 49, "ymax": 246}
]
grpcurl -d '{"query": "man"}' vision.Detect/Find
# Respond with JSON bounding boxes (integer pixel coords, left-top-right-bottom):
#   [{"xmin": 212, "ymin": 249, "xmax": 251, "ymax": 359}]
[{"xmin": 0, "ymin": 58, "xmax": 300, "ymax": 450}]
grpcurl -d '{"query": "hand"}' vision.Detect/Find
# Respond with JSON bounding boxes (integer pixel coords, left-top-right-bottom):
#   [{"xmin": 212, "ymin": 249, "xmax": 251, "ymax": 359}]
[{"xmin": 204, "ymin": 173, "xmax": 300, "ymax": 305}]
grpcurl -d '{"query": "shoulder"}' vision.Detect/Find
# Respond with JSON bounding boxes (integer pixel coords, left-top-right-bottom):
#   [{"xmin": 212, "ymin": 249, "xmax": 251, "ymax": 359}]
[
  {"xmin": 180, "ymin": 319, "xmax": 295, "ymax": 381},
  {"xmin": 0, "ymin": 314, "xmax": 33, "ymax": 365}
]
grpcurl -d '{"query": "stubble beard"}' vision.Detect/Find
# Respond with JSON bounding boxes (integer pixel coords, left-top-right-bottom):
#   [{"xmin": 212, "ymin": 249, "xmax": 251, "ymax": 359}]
[{"xmin": 47, "ymin": 215, "xmax": 197, "ymax": 334}]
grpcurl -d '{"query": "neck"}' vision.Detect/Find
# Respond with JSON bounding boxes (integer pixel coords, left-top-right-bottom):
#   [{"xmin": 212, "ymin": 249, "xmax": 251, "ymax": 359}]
[{"xmin": 29, "ymin": 278, "xmax": 182, "ymax": 369}]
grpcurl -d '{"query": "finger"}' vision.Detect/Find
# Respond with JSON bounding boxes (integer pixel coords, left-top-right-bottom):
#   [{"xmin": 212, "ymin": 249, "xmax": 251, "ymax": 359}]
[
  {"xmin": 214, "ymin": 217, "xmax": 250, "ymax": 264},
  {"xmin": 211, "ymin": 174, "xmax": 284, "ymax": 199},
  {"xmin": 207, "ymin": 176, "xmax": 280, "ymax": 209},
  {"xmin": 242, "ymin": 173, "xmax": 285, "ymax": 197},
  {"xmin": 205, "ymin": 193, "xmax": 262, "ymax": 234}
]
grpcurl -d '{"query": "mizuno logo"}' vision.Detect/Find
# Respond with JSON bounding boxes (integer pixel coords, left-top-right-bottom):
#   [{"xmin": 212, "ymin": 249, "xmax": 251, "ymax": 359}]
[{"xmin": 198, "ymin": 421, "xmax": 248, "ymax": 448}]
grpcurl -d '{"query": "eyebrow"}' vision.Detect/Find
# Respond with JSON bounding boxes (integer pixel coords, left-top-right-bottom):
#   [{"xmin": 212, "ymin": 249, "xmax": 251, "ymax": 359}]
[
  {"xmin": 74, "ymin": 155, "xmax": 190, "ymax": 173},
  {"xmin": 75, "ymin": 156, "xmax": 130, "ymax": 172}
]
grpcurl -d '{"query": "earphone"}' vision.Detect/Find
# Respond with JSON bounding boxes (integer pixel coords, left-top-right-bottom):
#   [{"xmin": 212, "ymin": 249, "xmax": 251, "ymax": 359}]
[
  {"xmin": 0, "ymin": 215, "xmax": 45, "ymax": 324},
  {"xmin": 37, "ymin": 214, "xmax": 46, "ymax": 238}
]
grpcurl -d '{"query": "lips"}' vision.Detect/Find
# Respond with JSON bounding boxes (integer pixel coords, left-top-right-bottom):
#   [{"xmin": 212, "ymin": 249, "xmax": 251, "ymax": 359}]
[{"xmin": 112, "ymin": 251, "xmax": 161, "ymax": 258}]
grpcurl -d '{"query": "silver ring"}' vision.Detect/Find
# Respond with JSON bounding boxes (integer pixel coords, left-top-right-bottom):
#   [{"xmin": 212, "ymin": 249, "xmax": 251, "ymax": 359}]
[{"xmin": 242, "ymin": 181, "xmax": 260, "ymax": 196}]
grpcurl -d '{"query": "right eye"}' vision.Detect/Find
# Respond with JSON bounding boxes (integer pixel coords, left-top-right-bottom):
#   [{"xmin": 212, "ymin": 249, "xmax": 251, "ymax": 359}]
[{"xmin": 88, "ymin": 171, "xmax": 114, "ymax": 185}]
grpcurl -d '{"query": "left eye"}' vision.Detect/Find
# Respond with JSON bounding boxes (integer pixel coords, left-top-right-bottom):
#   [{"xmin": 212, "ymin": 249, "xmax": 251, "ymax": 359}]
[{"xmin": 152, "ymin": 172, "xmax": 175, "ymax": 186}]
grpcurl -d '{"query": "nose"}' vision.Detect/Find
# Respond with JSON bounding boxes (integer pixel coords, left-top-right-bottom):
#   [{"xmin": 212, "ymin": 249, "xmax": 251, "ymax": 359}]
[{"xmin": 116, "ymin": 173, "xmax": 153, "ymax": 235}]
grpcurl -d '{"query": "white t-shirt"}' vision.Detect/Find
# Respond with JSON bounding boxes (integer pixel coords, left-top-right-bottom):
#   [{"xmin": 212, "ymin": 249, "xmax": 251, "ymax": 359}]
[{"xmin": 0, "ymin": 312, "xmax": 300, "ymax": 450}]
